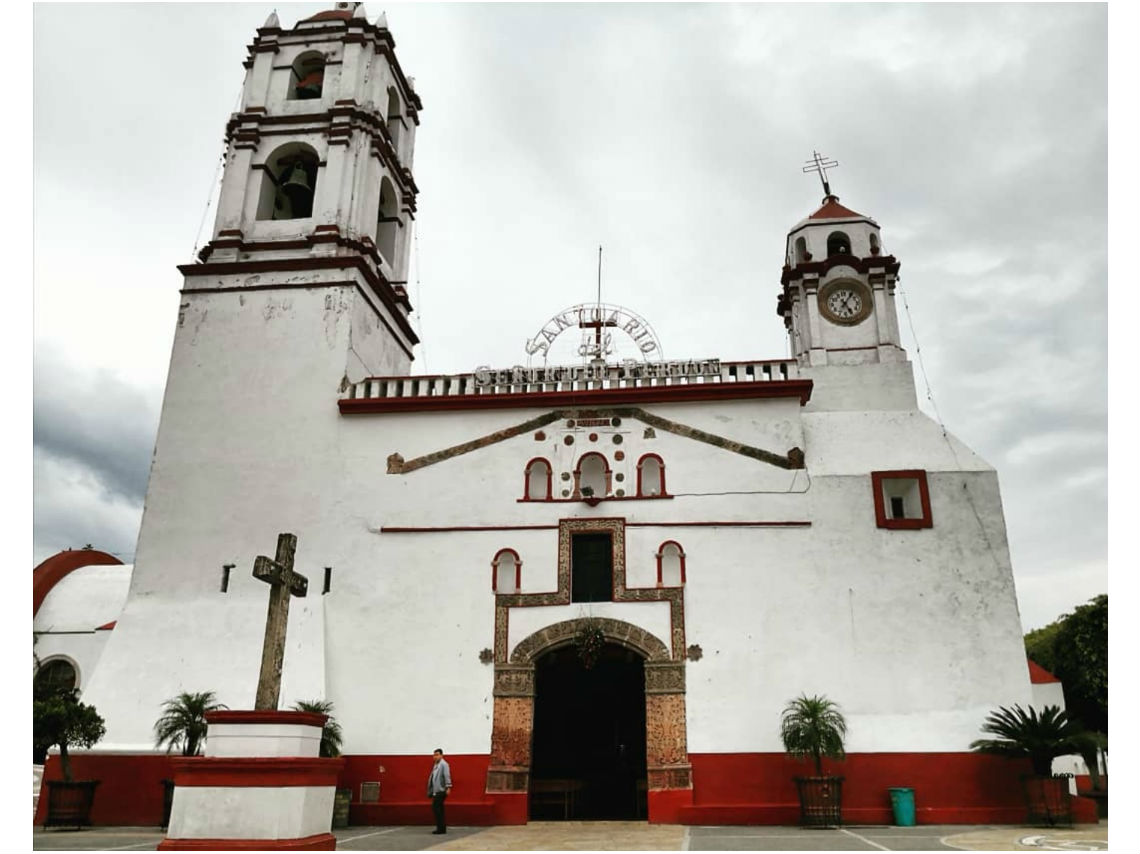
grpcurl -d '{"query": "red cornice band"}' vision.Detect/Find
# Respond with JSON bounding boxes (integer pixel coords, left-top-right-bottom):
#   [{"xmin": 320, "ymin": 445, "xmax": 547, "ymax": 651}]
[
  {"xmin": 170, "ymin": 756, "xmax": 344, "ymax": 788},
  {"xmin": 158, "ymin": 832, "xmax": 336, "ymax": 851}
]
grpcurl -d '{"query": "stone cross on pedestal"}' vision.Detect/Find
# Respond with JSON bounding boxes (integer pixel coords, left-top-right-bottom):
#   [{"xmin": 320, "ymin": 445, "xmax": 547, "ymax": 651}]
[{"xmin": 251, "ymin": 533, "xmax": 308, "ymax": 711}]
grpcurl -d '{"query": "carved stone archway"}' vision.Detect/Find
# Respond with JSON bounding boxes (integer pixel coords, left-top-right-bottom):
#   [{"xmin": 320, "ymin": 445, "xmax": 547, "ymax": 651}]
[{"xmin": 486, "ymin": 617, "xmax": 692, "ymax": 797}]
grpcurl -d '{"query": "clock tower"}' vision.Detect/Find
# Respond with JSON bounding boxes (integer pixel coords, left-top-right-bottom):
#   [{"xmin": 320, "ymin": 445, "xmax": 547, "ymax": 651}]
[{"xmin": 777, "ymin": 194, "xmax": 904, "ymax": 369}]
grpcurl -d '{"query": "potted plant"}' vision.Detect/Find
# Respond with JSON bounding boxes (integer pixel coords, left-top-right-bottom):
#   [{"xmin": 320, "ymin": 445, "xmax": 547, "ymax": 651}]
[
  {"xmin": 780, "ymin": 694, "xmax": 847, "ymax": 827},
  {"xmin": 970, "ymin": 704, "xmax": 1087, "ymax": 826},
  {"xmin": 34, "ymin": 689, "xmax": 107, "ymax": 829},
  {"xmin": 154, "ymin": 691, "xmax": 227, "ymax": 827},
  {"xmin": 292, "ymin": 700, "xmax": 349, "ymax": 827}
]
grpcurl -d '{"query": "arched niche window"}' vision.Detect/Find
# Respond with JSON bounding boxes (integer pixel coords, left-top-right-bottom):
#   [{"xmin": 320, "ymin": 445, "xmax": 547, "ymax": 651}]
[
  {"xmin": 375, "ymin": 177, "xmax": 400, "ymax": 264},
  {"xmin": 827, "ymin": 231, "xmax": 852, "ymax": 257},
  {"xmin": 524, "ymin": 458, "xmax": 552, "ymax": 501},
  {"xmin": 386, "ymin": 88, "xmax": 404, "ymax": 152},
  {"xmin": 289, "ymin": 51, "xmax": 326, "ymax": 100},
  {"xmin": 492, "ymin": 548, "xmax": 522, "ymax": 594},
  {"xmin": 655, "ymin": 541, "xmax": 686, "ymax": 587},
  {"xmin": 256, "ymin": 143, "xmax": 319, "ymax": 221},
  {"xmin": 869, "ymin": 232, "xmax": 881, "ymax": 256},
  {"xmin": 637, "ymin": 453, "xmax": 666, "ymax": 497},
  {"xmin": 34, "ymin": 658, "xmax": 78, "ymax": 699},
  {"xmin": 794, "ymin": 236, "xmax": 810, "ymax": 264},
  {"xmin": 575, "ymin": 452, "xmax": 611, "ymax": 499}
]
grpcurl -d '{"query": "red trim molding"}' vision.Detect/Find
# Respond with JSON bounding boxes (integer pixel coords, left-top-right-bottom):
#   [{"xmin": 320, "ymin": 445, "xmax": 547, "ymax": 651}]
[
  {"xmin": 33, "ymin": 549, "xmax": 123, "ymax": 616},
  {"xmin": 170, "ymin": 757, "xmax": 343, "ymax": 788},
  {"xmin": 340, "ymin": 379, "xmax": 814, "ymax": 414},
  {"xmin": 871, "ymin": 469, "xmax": 933, "ymax": 530},
  {"xmin": 158, "ymin": 832, "xmax": 335, "ymax": 851},
  {"xmin": 205, "ymin": 710, "xmax": 328, "ymax": 727}
]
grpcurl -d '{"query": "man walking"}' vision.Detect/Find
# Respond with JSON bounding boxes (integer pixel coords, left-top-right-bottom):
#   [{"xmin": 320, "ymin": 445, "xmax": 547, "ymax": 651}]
[{"xmin": 426, "ymin": 748, "xmax": 452, "ymax": 834}]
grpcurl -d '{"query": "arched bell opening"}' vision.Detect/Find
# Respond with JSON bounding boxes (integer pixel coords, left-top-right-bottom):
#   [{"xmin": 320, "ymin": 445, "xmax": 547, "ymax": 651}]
[
  {"xmin": 375, "ymin": 177, "xmax": 400, "ymax": 264},
  {"xmin": 256, "ymin": 143, "xmax": 320, "ymax": 221},
  {"xmin": 385, "ymin": 87, "xmax": 404, "ymax": 152},
  {"xmin": 529, "ymin": 643, "xmax": 648, "ymax": 820},
  {"xmin": 827, "ymin": 230, "xmax": 852, "ymax": 257},
  {"xmin": 289, "ymin": 51, "xmax": 325, "ymax": 100}
]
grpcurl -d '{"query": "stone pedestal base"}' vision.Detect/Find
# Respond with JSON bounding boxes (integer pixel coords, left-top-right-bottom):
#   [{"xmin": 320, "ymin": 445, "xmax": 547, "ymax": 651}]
[{"xmin": 158, "ymin": 711, "xmax": 343, "ymax": 851}]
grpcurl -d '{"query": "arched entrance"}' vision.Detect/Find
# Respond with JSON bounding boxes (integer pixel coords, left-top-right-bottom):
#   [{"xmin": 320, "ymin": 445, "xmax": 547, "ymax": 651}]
[
  {"xmin": 530, "ymin": 643, "xmax": 647, "ymax": 820},
  {"xmin": 485, "ymin": 617, "xmax": 692, "ymax": 823}
]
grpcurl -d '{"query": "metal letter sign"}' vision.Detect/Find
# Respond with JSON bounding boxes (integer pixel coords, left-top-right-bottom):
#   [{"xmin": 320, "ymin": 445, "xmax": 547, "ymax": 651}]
[{"xmin": 525, "ymin": 303, "xmax": 662, "ymax": 359}]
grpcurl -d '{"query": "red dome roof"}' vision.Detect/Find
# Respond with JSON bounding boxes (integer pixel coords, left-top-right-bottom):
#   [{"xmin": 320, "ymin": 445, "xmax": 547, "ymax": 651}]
[
  {"xmin": 808, "ymin": 195, "xmax": 866, "ymax": 220},
  {"xmin": 33, "ymin": 548, "xmax": 123, "ymax": 616},
  {"xmin": 303, "ymin": 9, "xmax": 354, "ymax": 23}
]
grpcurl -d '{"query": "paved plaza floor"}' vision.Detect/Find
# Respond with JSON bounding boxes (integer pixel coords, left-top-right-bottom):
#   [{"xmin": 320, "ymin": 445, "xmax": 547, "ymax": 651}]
[{"xmin": 30, "ymin": 821, "xmax": 1109, "ymax": 851}]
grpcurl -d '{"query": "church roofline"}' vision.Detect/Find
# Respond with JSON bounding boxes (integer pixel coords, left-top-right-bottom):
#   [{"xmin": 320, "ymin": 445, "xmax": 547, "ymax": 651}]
[{"xmin": 339, "ymin": 369, "xmax": 813, "ymax": 414}]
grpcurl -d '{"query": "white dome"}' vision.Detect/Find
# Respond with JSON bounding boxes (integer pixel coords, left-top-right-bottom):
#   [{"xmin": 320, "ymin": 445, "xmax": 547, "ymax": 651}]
[{"xmin": 34, "ymin": 563, "xmax": 133, "ymax": 633}]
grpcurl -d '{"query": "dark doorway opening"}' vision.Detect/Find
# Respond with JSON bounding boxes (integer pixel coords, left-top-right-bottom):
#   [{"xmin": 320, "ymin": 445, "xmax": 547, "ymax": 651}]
[
  {"xmin": 529, "ymin": 642, "xmax": 648, "ymax": 820},
  {"xmin": 571, "ymin": 533, "xmax": 613, "ymax": 602}
]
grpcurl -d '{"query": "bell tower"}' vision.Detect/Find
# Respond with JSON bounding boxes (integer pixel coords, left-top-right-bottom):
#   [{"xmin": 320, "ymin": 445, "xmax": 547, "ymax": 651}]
[
  {"xmin": 777, "ymin": 155, "xmax": 904, "ymax": 369},
  {"xmin": 187, "ymin": 0, "xmax": 422, "ymax": 377}
]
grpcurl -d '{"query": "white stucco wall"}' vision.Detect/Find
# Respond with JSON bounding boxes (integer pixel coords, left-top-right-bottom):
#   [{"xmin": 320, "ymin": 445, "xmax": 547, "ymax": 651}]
[
  {"xmin": 81, "ymin": 308, "xmax": 1031, "ymax": 761},
  {"xmin": 34, "ymin": 563, "xmax": 133, "ymax": 696}
]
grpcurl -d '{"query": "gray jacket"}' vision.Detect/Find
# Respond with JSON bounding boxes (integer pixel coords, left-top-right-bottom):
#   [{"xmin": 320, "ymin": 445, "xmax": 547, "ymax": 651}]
[{"xmin": 427, "ymin": 758, "xmax": 452, "ymax": 796}]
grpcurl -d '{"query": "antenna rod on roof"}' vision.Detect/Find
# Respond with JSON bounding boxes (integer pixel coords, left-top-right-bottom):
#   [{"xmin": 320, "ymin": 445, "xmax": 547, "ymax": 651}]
[{"xmin": 597, "ymin": 245, "xmax": 602, "ymax": 309}]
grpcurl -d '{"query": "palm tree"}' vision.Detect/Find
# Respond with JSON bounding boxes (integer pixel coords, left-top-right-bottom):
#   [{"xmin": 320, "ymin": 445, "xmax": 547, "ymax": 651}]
[
  {"xmin": 780, "ymin": 694, "xmax": 847, "ymax": 776},
  {"xmin": 154, "ymin": 691, "xmax": 227, "ymax": 756},
  {"xmin": 970, "ymin": 704, "xmax": 1087, "ymax": 776},
  {"xmin": 291, "ymin": 699, "xmax": 343, "ymax": 758}
]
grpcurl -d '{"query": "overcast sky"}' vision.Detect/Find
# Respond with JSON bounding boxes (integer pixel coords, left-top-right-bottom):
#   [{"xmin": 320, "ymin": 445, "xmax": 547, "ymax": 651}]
[{"xmin": 31, "ymin": 2, "xmax": 1112, "ymax": 632}]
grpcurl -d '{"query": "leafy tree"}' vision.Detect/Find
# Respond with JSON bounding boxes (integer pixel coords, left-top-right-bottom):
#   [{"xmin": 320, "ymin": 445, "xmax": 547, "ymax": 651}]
[
  {"xmin": 779, "ymin": 694, "xmax": 847, "ymax": 776},
  {"xmin": 291, "ymin": 699, "xmax": 343, "ymax": 758},
  {"xmin": 154, "ymin": 691, "xmax": 227, "ymax": 756},
  {"xmin": 970, "ymin": 704, "xmax": 1087, "ymax": 776},
  {"xmin": 33, "ymin": 690, "xmax": 106, "ymax": 781},
  {"xmin": 1024, "ymin": 595, "xmax": 1107, "ymax": 734}
]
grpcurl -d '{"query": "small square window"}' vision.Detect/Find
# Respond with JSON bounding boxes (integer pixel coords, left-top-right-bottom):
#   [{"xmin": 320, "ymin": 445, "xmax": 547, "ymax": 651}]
[{"xmin": 871, "ymin": 470, "xmax": 933, "ymax": 529}]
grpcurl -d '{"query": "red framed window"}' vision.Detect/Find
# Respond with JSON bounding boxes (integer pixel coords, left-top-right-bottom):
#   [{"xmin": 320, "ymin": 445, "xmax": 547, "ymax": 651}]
[
  {"xmin": 655, "ymin": 540, "xmax": 686, "ymax": 587},
  {"xmin": 871, "ymin": 470, "xmax": 933, "ymax": 529},
  {"xmin": 492, "ymin": 548, "xmax": 522, "ymax": 593},
  {"xmin": 574, "ymin": 453, "xmax": 612, "ymax": 499},
  {"xmin": 523, "ymin": 458, "xmax": 552, "ymax": 500},
  {"xmin": 637, "ymin": 453, "xmax": 666, "ymax": 497}
]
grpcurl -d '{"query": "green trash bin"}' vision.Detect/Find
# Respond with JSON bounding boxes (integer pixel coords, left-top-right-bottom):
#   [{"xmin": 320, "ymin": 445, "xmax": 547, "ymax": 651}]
[{"xmin": 889, "ymin": 787, "xmax": 916, "ymax": 826}]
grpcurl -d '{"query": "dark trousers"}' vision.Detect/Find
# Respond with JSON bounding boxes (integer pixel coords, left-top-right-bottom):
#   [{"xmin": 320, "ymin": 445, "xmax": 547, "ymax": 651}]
[{"xmin": 431, "ymin": 792, "xmax": 447, "ymax": 831}]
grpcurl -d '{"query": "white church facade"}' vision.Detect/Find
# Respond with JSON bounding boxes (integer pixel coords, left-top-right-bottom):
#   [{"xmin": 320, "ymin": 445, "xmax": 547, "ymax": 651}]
[{"xmin": 43, "ymin": 4, "xmax": 1055, "ymax": 827}]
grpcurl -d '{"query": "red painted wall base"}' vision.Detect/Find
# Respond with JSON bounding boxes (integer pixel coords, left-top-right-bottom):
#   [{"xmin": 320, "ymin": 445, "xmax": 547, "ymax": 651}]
[
  {"xmin": 40, "ymin": 750, "xmax": 1102, "ymax": 827},
  {"xmin": 158, "ymin": 832, "xmax": 335, "ymax": 850}
]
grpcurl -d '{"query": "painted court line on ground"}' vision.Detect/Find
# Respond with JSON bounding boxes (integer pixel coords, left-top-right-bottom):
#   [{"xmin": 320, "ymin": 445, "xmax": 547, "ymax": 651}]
[
  {"xmin": 338, "ymin": 826, "xmax": 408, "ymax": 842},
  {"xmin": 839, "ymin": 827, "xmax": 891, "ymax": 850}
]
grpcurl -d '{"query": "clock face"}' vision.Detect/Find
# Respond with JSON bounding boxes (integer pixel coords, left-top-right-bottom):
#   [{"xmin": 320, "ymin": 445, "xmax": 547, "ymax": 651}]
[
  {"xmin": 818, "ymin": 279, "xmax": 872, "ymax": 325},
  {"xmin": 826, "ymin": 288, "xmax": 862, "ymax": 320}
]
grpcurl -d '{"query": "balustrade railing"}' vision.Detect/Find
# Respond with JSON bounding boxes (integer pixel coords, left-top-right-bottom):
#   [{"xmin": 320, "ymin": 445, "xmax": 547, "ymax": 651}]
[{"xmin": 345, "ymin": 359, "xmax": 798, "ymax": 401}]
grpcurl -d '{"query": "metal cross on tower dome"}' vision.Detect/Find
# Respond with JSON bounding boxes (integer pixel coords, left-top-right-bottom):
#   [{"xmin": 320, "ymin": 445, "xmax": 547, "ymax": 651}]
[{"xmin": 803, "ymin": 150, "xmax": 839, "ymax": 197}]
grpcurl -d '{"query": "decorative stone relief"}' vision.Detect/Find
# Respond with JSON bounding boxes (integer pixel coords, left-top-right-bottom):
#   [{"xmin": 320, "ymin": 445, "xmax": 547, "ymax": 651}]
[
  {"xmin": 489, "ymin": 696, "xmax": 534, "ymax": 768},
  {"xmin": 646, "ymin": 693, "xmax": 690, "ymax": 767},
  {"xmin": 644, "ymin": 662, "xmax": 686, "ymax": 694}
]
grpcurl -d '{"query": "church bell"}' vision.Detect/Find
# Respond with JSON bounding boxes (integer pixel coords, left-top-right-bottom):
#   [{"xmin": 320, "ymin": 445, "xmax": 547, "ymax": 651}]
[{"xmin": 281, "ymin": 164, "xmax": 314, "ymax": 216}]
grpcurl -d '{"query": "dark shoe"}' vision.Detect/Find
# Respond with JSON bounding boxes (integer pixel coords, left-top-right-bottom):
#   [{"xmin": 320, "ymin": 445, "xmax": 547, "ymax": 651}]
[{"xmin": 432, "ymin": 829, "xmax": 446, "ymax": 834}]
